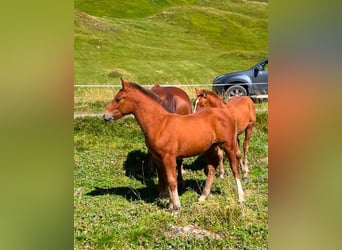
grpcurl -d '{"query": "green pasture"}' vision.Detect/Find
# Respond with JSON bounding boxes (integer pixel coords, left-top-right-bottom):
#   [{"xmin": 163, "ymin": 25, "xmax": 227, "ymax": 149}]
[{"xmin": 74, "ymin": 111, "xmax": 268, "ymax": 249}]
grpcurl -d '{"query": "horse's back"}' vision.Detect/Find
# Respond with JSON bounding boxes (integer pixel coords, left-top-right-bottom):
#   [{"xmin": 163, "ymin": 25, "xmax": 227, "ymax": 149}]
[
  {"xmin": 161, "ymin": 108, "xmax": 235, "ymax": 157},
  {"xmin": 165, "ymin": 86, "xmax": 192, "ymax": 115},
  {"xmin": 174, "ymin": 108, "xmax": 235, "ymax": 138},
  {"xmin": 227, "ymin": 96, "xmax": 256, "ymax": 129},
  {"xmin": 151, "ymin": 85, "xmax": 192, "ymax": 115}
]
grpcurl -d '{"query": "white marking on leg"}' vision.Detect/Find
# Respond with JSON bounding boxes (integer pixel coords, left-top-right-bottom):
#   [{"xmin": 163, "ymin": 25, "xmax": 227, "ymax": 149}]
[
  {"xmin": 198, "ymin": 192, "xmax": 208, "ymax": 202},
  {"xmin": 169, "ymin": 187, "xmax": 181, "ymax": 210},
  {"xmin": 235, "ymin": 178, "xmax": 245, "ymax": 203},
  {"xmin": 240, "ymin": 159, "xmax": 248, "ymax": 179}
]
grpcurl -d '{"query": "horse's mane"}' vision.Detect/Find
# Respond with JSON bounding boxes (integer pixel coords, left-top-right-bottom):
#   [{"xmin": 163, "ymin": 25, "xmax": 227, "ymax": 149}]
[
  {"xmin": 128, "ymin": 82, "xmax": 174, "ymax": 112},
  {"xmin": 202, "ymin": 89, "xmax": 220, "ymax": 98},
  {"xmin": 200, "ymin": 89, "xmax": 225, "ymax": 104}
]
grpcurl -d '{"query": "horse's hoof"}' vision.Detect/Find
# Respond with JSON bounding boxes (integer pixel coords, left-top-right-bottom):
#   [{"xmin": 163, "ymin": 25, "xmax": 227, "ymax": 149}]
[
  {"xmin": 171, "ymin": 208, "xmax": 180, "ymax": 216},
  {"xmin": 242, "ymin": 176, "xmax": 249, "ymax": 182},
  {"xmin": 198, "ymin": 195, "xmax": 207, "ymax": 202},
  {"xmin": 168, "ymin": 203, "xmax": 180, "ymax": 214},
  {"xmin": 219, "ymin": 174, "xmax": 224, "ymax": 179},
  {"xmin": 238, "ymin": 198, "xmax": 246, "ymax": 203}
]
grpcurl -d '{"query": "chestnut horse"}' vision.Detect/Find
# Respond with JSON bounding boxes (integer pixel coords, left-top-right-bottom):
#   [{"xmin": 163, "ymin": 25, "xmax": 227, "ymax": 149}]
[
  {"xmin": 194, "ymin": 89, "xmax": 256, "ymax": 180},
  {"xmin": 151, "ymin": 84, "xmax": 192, "ymax": 188},
  {"xmin": 104, "ymin": 79, "xmax": 245, "ymax": 211},
  {"xmin": 151, "ymin": 84, "xmax": 192, "ymax": 115}
]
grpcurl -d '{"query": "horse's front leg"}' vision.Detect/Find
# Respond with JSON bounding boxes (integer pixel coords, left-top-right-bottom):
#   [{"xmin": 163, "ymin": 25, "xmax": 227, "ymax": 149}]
[{"xmin": 162, "ymin": 154, "xmax": 181, "ymax": 211}]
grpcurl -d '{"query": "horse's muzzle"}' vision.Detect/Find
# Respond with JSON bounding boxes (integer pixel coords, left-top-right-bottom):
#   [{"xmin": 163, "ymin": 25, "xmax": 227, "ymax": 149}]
[{"xmin": 103, "ymin": 113, "xmax": 113, "ymax": 122}]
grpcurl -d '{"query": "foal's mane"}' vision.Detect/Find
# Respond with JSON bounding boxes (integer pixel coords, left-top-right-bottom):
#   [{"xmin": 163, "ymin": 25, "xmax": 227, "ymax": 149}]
[
  {"xmin": 201, "ymin": 89, "xmax": 225, "ymax": 104},
  {"xmin": 128, "ymin": 81, "xmax": 172, "ymax": 112}
]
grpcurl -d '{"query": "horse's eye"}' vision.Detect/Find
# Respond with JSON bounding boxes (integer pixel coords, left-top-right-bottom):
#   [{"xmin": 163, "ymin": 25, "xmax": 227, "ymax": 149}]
[{"xmin": 115, "ymin": 97, "xmax": 121, "ymax": 102}]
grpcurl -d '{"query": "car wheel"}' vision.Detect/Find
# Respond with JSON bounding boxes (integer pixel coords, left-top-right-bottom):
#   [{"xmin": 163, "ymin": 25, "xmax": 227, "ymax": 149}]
[{"xmin": 225, "ymin": 85, "xmax": 247, "ymax": 98}]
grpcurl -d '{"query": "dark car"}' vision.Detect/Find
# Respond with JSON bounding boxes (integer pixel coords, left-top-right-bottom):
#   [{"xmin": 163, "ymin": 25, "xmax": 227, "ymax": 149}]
[{"xmin": 212, "ymin": 58, "xmax": 268, "ymax": 100}]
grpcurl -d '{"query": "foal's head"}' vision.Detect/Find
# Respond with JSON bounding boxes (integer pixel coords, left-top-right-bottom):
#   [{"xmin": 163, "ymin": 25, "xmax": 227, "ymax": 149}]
[
  {"xmin": 103, "ymin": 78, "xmax": 135, "ymax": 122},
  {"xmin": 193, "ymin": 89, "xmax": 225, "ymax": 112},
  {"xmin": 193, "ymin": 89, "xmax": 210, "ymax": 112},
  {"xmin": 103, "ymin": 78, "xmax": 170, "ymax": 122}
]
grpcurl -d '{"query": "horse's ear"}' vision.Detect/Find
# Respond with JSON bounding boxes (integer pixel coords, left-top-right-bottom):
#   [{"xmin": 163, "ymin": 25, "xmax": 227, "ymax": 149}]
[
  {"xmin": 120, "ymin": 77, "xmax": 124, "ymax": 88},
  {"xmin": 202, "ymin": 91, "xmax": 207, "ymax": 98},
  {"xmin": 120, "ymin": 78, "xmax": 129, "ymax": 90},
  {"xmin": 195, "ymin": 88, "xmax": 199, "ymax": 95}
]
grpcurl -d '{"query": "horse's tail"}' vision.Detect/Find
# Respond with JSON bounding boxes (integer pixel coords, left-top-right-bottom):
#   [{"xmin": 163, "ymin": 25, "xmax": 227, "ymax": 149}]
[
  {"xmin": 248, "ymin": 97, "xmax": 257, "ymax": 124},
  {"xmin": 164, "ymin": 92, "xmax": 177, "ymax": 113}
]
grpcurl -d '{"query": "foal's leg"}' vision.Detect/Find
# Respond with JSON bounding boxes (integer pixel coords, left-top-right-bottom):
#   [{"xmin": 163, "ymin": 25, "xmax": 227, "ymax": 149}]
[
  {"xmin": 199, "ymin": 147, "xmax": 219, "ymax": 202},
  {"xmin": 156, "ymin": 161, "xmax": 168, "ymax": 198},
  {"xmin": 176, "ymin": 159, "xmax": 185, "ymax": 190},
  {"xmin": 217, "ymin": 147, "xmax": 225, "ymax": 179},
  {"xmin": 148, "ymin": 151, "xmax": 158, "ymax": 176},
  {"xmin": 162, "ymin": 154, "xmax": 181, "ymax": 211},
  {"xmin": 241, "ymin": 126, "xmax": 253, "ymax": 181},
  {"xmin": 222, "ymin": 143, "xmax": 245, "ymax": 203},
  {"xmin": 237, "ymin": 136, "xmax": 245, "ymax": 177}
]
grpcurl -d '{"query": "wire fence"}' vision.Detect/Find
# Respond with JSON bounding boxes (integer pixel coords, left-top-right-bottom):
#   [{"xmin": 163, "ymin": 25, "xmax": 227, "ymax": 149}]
[
  {"xmin": 74, "ymin": 83, "xmax": 268, "ymax": 118},
  {"xmin": 74, "ymin": 83, "xmax": 268, "ymax": 88}
]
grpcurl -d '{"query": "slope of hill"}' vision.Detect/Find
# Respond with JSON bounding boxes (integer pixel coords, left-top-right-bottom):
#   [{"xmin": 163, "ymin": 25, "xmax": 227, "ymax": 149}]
[{"xmin": 74, "ymin": 0, "xmax": 268, "ymax": 84}]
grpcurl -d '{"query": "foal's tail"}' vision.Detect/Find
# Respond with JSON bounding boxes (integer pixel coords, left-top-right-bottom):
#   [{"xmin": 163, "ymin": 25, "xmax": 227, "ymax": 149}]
[{"xmin": 163, "ymin": 92, "xmax": 177, "ymax": 113}]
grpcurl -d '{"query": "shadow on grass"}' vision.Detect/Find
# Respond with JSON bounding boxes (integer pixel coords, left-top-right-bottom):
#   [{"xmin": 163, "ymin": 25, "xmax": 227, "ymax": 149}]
[
  {"xmin": 86, "ymin": 149, "xmax": 161, "ymax": 204},
  {"xmin": 85, "ymin": 177, "xmax": 223, "ymax": 208},
  {"xmin": 86, "ymin": 182, "xmax": 158, "ymax": 204},
  {"xmin": 183, "ymin": 154, "xmax": 207, "ymax": 172},
  {"xmin": 123, "ymin": 149, "xmax": 157, "ymax": 183},
  {"xmin": 86, "ymin": 150, "xmax": 223, "ymax": 206}
]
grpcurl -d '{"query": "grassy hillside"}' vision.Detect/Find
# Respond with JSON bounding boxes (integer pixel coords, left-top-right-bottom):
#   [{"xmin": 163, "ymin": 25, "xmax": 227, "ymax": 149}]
[{"xmin": 74, "ymin": 0, "xmax": 268, "ymax": 85}]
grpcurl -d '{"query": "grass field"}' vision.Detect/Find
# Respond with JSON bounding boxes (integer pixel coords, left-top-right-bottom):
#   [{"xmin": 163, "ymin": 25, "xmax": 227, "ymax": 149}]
[
  {"xmin": 74, "ymin": 110, "xmax": 268, "ymax": 249},
  {"xmin": 74, "ymin": 0, "xmax": 268, "ymax": 85}
]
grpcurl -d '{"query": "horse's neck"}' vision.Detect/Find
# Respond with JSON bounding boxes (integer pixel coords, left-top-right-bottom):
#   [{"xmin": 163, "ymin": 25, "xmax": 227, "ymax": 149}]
[
  {"xmin": 209, "ymin": 95, "xmax": 225, "ymax": 108},
  {"xmin": 131, "ymin": 93, "xmax": 167, "ymax": 135}
]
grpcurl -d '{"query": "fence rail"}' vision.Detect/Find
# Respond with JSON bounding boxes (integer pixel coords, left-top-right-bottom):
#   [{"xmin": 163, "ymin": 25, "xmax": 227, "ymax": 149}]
[
  {"xmin": 74, "ymin": 83, "xmax": 267, "ymax": 119},
  {"xmin": 74, "ymin": 82, "xmax": 268, "ymax": 88}
]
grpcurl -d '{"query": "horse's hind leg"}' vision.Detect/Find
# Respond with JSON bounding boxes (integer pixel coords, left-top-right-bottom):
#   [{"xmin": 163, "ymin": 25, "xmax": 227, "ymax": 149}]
[
  {"xmin": 242, "ymin": 125, "xmax": 253, "ymax": 180},
  {"xmin": 155, "ymin": 160, "xmax": 168, "ymax": 198},
  {"xmin": 222, "ymin": 143, "xmax": 245, "ymax": 203},
  {"xmin": 176, "ymin": 159, "xmax": 185, "ymax": 190},
  {"xmin": 217, "ymin": 147, "xmax": 225, "ymax": 179},
  {"xmin": 199, "ymin": 146, "xmax": 219, "ymax": 202},
  {"xmin": 236, "ymin": 137, "xmax": 245, "ymax": 177},
  {"xmin": 148, "ymin": 152, "xmax": 156, "ymax": 175}
]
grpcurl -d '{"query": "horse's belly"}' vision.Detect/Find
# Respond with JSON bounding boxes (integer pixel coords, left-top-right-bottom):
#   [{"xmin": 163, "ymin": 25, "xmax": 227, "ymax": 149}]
[{"xmin": 176, "ymin": 139, "xmax": 214, "ymax": 158}]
